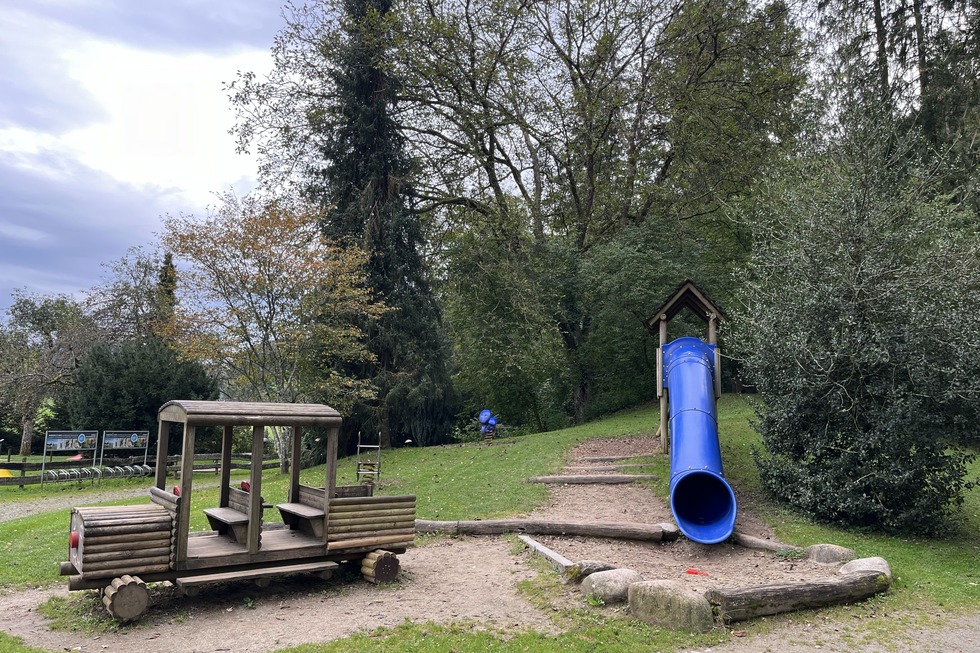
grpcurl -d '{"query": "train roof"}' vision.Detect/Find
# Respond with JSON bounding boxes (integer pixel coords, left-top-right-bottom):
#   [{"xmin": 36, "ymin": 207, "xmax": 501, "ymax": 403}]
[{"xmin": 158, "ymin": 400, "xmax": 343, "ymax": 427}]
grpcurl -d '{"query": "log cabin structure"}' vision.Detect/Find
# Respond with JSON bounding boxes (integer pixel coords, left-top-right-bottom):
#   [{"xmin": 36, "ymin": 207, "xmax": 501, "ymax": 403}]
[{"xmin": 60, "ymin": 400, "xmax": 415, "ymax": 621}]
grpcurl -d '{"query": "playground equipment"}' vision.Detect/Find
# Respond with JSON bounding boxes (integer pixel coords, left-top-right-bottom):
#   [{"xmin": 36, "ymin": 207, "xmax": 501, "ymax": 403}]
[
  {"xmin": 479, "ymin": 409, "xmax": 497, "ymax": 444},
  {"xmin": 60, "ymin": 400, "xmax": 415, "ymax": 621},
  {"xmin": 648, "ymin": 280, "xmax": 737, "ymax": 545}
]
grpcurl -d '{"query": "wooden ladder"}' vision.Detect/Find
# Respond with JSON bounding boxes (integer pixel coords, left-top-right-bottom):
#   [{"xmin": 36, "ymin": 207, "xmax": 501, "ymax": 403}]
[{"xmin": 355, "ymin": 432, "xmax": 381, "ymax": 486}]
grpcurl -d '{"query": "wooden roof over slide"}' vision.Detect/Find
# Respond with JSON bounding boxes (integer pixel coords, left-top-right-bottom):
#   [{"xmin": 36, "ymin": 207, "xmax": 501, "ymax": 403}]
[
  {"xmin": 645, "ymin": 279, "xmax": 728, "ymax": 331},
  {"xmin": 158, "ymin": 400, "xmax": 343, "ymax": 428}
]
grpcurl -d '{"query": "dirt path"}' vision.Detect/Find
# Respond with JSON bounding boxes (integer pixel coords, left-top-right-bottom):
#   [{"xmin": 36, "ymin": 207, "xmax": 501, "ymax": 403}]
[{"xmin": 2, "ymin": 437, "xmax": 978, "ymax": 652}]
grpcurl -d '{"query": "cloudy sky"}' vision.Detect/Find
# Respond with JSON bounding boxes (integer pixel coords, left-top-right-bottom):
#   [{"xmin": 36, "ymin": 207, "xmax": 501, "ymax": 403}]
[{"xmin": 0, "ymin": 0, "xmax": 286, "ymax": 313}]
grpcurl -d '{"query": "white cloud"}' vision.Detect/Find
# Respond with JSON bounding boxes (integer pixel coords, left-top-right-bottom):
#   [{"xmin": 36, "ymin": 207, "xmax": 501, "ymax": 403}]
[{"xmin": 59, "ymin": 41, "xmax": 267, "ymax": 206}]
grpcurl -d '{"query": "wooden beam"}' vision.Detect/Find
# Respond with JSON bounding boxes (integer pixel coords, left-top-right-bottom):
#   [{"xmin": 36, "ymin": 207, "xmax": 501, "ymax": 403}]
[
  {"xmin": 289, "ymin": 426, "xmax": 302, "ymax": 503},
  {"xmin": 323, "ymin": 426, "xmax": 339, "ymax": 545},
  {"xmin": 247, "ymin": 425, "xmax": 264, "ymax": 555},
  {"xmin": 154, "ymin": 420, "xmax": 171, "ymax": 489},
  {"xmin": 518, "ymin": 535, "xmax": 572, "ymax": 573},
  {"xmin": 175, "ymin": 424, "xmax": 195, "ymax": 566},
  {"xmin": 219, "ymin": 425, "xmax": 233, "ymax": 508}
]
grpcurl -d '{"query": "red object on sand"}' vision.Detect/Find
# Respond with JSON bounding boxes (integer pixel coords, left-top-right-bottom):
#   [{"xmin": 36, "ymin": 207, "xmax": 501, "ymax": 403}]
[{"xmin": 685, "ymin": 568, "xmax": 709, "ymax": 576}]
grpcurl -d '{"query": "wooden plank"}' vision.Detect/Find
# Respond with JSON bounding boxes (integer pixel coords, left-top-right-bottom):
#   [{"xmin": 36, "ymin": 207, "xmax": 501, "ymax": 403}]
[
  {"xmin": 329, "ymin": 494, "xmax": 415, "ymax": 506},
  {"xmin": 518, "ymin": 534, "xmax": 573, "ymax": 573},
  {"xmin": 83, "ymin": 538, "xmax": 171, "ymax": 554},
  {"xmin": 328, "ymin": 527, "xmax": 415, "ymax": 542},
  {"xmin": 204, "ymin": 507, "xmax": 249, "ymax": 526},
  {"xmin": 82, "ymin": 515, "xmax": 171, "ymax": 528},
  {"xmin": 83, "ymin": 530, "xmax": 174, "ymax": 546},
  {"xmin": 82, "ymin": 555, "xmax": 171, "ymax": 572},
  {"xmin": 328, "ymin": 519, "xmax": 416, "ymax": 534},
  {"xmin": 327, "ymin": 534, "xmax": 414, "ymax": 551},
  {"xmin": 84, "ymin": 546, "xmax": 172, "ymax": 563},
  {"xmin": 81, "ymin": 523, "xmax": 173, "ymax": 537},
  {"xmin": 278, "ymin": 503, "xmax": 324, "ymax": 520},
  {"xmin": 706, "ymin": 571, "xmax": 891, "ymax": 623},
  {"xmin": 327, "ymin": 508, "xmax": 416, "ymax": 523},
  {"xmin": 175, "ymin": 560, "xmax": 339, "ymax": 589},
  {"xmin": 80, "ymin": 562, "xmax": 171, "ymax": 579}
]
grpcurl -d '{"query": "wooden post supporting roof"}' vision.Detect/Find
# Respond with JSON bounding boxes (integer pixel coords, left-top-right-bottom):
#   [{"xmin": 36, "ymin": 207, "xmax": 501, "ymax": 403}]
[{"xmin": 647, "ymin": 280, "xmax": 728, "ymax": 455}]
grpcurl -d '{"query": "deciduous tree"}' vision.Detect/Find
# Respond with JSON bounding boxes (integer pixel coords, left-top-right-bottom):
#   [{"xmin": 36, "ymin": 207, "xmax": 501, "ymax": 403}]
[{"xmin": 160, "ymin": 193, "xmax": 383, "ymax": 470}]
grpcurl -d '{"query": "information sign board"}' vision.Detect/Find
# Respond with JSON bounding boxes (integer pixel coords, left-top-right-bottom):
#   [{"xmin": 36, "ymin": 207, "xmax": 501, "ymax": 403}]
[{"xmin": 98, "ymin": 430, "xmax": 151, "ymax": 466}]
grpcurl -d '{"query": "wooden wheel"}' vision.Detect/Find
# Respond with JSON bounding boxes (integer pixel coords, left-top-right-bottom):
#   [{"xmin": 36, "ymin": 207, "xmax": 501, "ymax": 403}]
[
  {"xmin": 361, "ymin": 550, "xmax": 400, "ymax": 584},
  {"xmin": 102, "ymin": 575, "xmax": 149, "ymax": 622}
]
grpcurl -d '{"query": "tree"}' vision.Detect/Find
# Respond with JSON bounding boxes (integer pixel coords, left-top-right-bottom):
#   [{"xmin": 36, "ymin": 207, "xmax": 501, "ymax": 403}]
[
  {"xmin": 84, "ymin": 247, "xmax": 179, "ymax": 344},
  {"xmin": 731, "ymin": 113, "xmax": 980, "ymax": 534},
  {"xmin": 231, "ymin": 0, "xmax": 807, "ymax": 427},
  {"xmin": 0, "ymin": 294, "xmax": 97, "ymax": 456},
  {"xmin": 65, "ymin": 337, "xmax": 218, "ymax": 455},
  {"xmin": 232, "ymin": 0, "xmax": 459, "ymax": 447},
  {"xmin": 159, "ymin": 193, "xmax": 383, "ymax": 470}
]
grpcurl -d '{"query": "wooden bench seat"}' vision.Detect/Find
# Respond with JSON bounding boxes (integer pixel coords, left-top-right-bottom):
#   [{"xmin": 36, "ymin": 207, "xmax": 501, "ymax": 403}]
[
  {"xmin": 203, "ymin": 507, "xmax": 249, "ymax": 543},
  {"xmin": 278, "ymin": 484, "xmax": 328, "ymax": 539},
  {"xmin": 278, "ymin": 501, "xmax": 325, "ymax": 538}
]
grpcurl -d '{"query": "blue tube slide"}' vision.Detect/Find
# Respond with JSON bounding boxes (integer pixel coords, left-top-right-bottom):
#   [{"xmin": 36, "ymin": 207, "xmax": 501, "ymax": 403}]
[{"xmin": 662, "ymin": 336, "xmax": 737, "ymax": 544}]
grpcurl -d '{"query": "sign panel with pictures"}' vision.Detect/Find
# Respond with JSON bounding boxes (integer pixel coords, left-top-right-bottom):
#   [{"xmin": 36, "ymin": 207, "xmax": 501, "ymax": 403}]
[
  {"xmin": 99, "ymin": 430, "xmax": 151, "ymax": 467},
  {"xmin": 44, "ymin": 431, "xmax": 99, "ymax": 452}
]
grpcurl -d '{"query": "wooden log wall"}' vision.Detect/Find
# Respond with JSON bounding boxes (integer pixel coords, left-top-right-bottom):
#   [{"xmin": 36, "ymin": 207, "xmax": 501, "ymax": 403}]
[
  {"xmin": 327, "ymin": 495, "xmax": 415, "ymax": 552},
  {"xmin": 71, "ymin": 505, "xmax": 173, "ymax": 580}
]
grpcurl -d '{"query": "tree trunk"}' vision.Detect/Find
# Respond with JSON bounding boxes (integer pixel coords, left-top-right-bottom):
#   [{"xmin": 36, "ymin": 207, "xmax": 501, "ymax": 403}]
[
  {"xmin": 19, "ymin": 414, "xmax": 33, "ymax": 457},
  {"xmin": 872, "ymin": 0, "xmax": 890, "ymax": 100}
]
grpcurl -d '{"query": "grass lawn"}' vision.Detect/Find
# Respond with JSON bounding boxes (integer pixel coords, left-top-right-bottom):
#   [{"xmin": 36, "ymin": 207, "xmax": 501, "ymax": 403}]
[{"xmin": 1, "ymin": 395, "xmax": 977, "ymax": 652}]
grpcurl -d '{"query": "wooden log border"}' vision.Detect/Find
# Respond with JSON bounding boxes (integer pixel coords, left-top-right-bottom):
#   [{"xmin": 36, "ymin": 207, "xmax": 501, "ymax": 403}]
[
  {"xmin": 528, "ymin": 474, "xmax": 659, "ymax": 485},
  {"xmin": 706, "ymin": 570, "xmax": 890, "ymax": 623},
  {"xmin": 415, "ymin": 519, "xmax": 678, "ymax": 541}
]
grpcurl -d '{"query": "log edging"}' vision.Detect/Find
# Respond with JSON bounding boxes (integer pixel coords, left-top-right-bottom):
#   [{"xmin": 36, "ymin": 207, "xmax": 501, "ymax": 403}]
[{"xmin": 415, "ymin": 519, "xmax": 678, "ymax": 541}]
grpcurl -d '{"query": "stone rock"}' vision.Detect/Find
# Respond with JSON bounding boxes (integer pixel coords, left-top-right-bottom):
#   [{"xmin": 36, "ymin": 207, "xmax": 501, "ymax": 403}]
[
  {"xmin": 805, "ymin": 543, "xmax": 857, "ymax": 564},
  {"xmin": 628, "ymin": 580, "xmax": 714, "ymax": 632},
  {"xmin": 563, "ymin": 560, "xmax": 617, "ymax": 584},
  {"xmin": 581, "ymin": 568, "xmax": 643, "ymax": 603},
  {"xmin": 839, "ymin": 557, "xmax": 893, "ymax": 584}
]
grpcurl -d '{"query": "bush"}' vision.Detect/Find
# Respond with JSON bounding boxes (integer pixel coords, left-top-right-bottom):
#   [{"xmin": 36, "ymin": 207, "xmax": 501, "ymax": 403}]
[{"xmin": 732, "ymin": 119, "xmax": 980, "ymax": 535}]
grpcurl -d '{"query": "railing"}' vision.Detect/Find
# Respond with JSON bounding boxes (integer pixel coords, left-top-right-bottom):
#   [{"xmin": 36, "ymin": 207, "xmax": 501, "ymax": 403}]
[{"xmin": 0, "ymin": 454, "xmax": 279, "ymax": 487}]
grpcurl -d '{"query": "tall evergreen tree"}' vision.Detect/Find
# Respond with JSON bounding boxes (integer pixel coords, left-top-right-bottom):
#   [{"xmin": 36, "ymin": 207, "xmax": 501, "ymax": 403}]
[{"xmin": 307, "ymin": 0, "xmax": 457, "ymax": 447}]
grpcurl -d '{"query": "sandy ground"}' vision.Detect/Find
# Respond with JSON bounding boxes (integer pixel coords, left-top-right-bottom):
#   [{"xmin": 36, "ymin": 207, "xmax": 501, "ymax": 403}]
[{"xmin": 2, "ymin": 436, "xmax": 978, "ymax": 652}]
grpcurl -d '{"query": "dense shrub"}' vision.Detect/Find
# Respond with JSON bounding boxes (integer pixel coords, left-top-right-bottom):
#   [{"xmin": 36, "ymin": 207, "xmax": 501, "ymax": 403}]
[{"xmin": 732, "ymin": 121, "xmax": 980, "ymax": 535}]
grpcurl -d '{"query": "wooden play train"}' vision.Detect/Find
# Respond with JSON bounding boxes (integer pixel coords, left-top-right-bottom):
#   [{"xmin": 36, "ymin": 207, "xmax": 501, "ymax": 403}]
[{"xmin": 59, "ymin": 400, "xmax": 414, "ymax": 621}]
